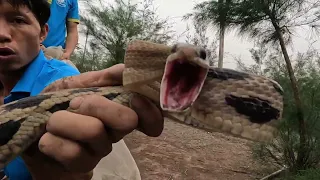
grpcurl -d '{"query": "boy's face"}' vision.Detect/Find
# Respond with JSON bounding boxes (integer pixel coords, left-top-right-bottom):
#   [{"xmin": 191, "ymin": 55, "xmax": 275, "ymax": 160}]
[{"xmin": 0, "ymin": 1, "xmax": 48, "ymax": 73}]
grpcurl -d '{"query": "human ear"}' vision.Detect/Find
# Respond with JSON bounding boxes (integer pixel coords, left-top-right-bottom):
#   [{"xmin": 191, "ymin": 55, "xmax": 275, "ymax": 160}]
[{"xmin": 39, "ymin": 23, "xmax": 49, "ymax": 43}]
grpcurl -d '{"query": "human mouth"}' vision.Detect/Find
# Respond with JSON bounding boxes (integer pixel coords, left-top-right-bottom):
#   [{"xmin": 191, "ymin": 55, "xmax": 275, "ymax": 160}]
[{"xmin": 0, "ymin": 47, "xmax": 16, "ymax": 60}]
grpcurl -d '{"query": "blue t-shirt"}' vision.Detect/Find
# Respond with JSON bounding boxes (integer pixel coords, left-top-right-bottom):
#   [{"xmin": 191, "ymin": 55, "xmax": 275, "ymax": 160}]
[
  {"xmin": 42, "ymin": 0, "xmax": 80, "ymax": 48},
  {"xmin": 2, "ymin": 50, "xmax": 80, "ymax": 180}
]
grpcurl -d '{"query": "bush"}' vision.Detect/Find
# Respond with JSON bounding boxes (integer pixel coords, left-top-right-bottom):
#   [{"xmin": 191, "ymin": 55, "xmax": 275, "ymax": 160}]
[
  {"xmin": 281, "ymin": 168, "xmax": 320, "ymax": 180},
  {"xmin": 239, "ymin": 46, "xmax": 320, "ymax": 178}
]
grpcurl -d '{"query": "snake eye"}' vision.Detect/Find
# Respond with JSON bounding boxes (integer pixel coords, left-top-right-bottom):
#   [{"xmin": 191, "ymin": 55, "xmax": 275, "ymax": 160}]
[
  {"xmin": 199, "ymin": 49, "xmax": 206, "ymax": 60},
  {"xmin": 171, "ymin": 44, "xmax": 178, "ymax": 53}
]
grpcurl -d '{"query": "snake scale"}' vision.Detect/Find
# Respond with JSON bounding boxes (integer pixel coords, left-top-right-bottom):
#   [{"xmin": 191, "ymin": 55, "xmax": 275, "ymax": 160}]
[{"xmin": 0, "ymin": 40, "xmax": 284, "ymax": 169}]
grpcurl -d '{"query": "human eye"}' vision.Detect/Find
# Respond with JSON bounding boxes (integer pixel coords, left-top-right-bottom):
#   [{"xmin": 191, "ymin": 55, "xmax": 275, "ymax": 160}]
[
  {"xmin": 7, "ymin": 15, "xmax": 27, "ymax": 25},
  {"xmin": 12, "ymin": 16, "xmax": 27, "ymax": 24}
]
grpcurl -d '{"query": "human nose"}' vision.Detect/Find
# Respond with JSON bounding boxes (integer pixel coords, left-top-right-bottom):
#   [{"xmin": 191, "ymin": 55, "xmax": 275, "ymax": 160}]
[{"xmin": 0, "ymin": 20, "xmax": 11, "ymax": 43}]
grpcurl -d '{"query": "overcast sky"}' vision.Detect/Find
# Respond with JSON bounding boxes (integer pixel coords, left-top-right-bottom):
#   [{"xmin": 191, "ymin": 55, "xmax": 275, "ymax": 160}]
[{"xmin": 78, "ymin": 0, "xmax": 320, "ymax": 69}]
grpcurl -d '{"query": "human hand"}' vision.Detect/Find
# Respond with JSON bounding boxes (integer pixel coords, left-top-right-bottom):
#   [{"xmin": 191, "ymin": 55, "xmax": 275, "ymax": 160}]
[
  {"xmin": 60, "ymin": 52, "xmax": 71, "ymax": 60},
  {"xmin": 21, "ymin": 64, "xmax": 164, "ymax": 180}
]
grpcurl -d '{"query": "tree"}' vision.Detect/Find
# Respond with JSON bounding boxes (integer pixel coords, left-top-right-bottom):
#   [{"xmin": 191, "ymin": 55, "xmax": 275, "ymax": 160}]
[
  {"xmin": 183, "ymin": 0, "xmax": 235, "ymax": 68},
  {"xmin": 234, "ymin": 41, "xmax": 286, "ymax": 77},
  {"xmin": 225, "ymin": 0, "xmax": 320, "ymax": 172},
  {"xmin": 70, "ymin": 43, "xmax": 108, "ymax": 73},
  {"xmin": 236, "ymin": 42, "xmax": 320, "ymax": 177},
  {"xmin": 184, "ymin": 23, "xmax": 218, "ymax": 66},
  {"xmin": 77, "ymin": 0, "xmax": 175, "ymax": 69}
]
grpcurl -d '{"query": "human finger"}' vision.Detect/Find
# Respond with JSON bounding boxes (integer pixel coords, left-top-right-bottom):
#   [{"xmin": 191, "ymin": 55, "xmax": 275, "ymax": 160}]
[
  {"xmin": 130, "ymin": 94, "xmax": 164, "ymax": 137},
  {"xmin": 38, "ymin": 132, "xmax": 103, "ymax": 172},
  {"xmin": 41, "ymin": 64, "xmax": 124, "ymax": 93},
  {"xmin": 45, "ymin": 110, "xmax": 113, "ymax": 157},
  {"xmin": 48, "ymin": 94, "xmax": 138, "ymax": 143}
]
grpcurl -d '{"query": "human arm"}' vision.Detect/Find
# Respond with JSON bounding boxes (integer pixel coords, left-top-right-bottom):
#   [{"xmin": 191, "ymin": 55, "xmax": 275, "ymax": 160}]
[
  {"xmin": 61, "ymin": 21, "xmax": 78, "ymax": 60},
  {"xmin": 21, "ymin": 64, "xmax": 164, "ymax": 180},
  {"xmin": 61, "ymin": 0, "xmax": 80, "ymax": 60}
]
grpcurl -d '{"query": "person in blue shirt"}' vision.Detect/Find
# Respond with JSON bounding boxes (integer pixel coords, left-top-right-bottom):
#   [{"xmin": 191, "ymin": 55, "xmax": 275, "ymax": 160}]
[
  {"xmin": 0, "ymin": 0, "xmax": 164, "ymax": 179},
  {"xmin": 2, "ymin": 49, "xmax": 79, "ymax": 179},
  {"xmin": 42, "ymin": 0, "xmax": 80, "ymax": 61}
]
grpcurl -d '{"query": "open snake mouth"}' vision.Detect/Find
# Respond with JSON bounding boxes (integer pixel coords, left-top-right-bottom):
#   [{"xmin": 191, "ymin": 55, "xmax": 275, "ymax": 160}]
[{"xmin": 160, "ymin": 58, "xmax": 208, "ymax": 111}]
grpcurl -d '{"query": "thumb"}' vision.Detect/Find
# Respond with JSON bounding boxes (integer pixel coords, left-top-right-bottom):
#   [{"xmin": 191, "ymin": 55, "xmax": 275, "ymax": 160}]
[{"xmin": 130, "ymin": 94, "xmax": 164, "ymax": 137}]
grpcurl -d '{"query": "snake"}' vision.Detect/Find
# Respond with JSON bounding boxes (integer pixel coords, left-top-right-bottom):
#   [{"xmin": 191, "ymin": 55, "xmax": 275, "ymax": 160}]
[{"xmin": 0, "ymin": 40, "xmax": 284, "ymax": 169}]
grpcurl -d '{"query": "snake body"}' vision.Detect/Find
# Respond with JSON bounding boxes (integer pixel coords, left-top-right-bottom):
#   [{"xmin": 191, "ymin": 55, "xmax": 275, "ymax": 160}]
[{"xmin": 0, "ymin": 40, "xmax": 283, "ymax": 169}]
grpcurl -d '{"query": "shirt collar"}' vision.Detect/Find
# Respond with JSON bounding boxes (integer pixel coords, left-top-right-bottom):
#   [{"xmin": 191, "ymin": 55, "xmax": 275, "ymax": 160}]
[{"xmin": 11, "ymin": 50, "xmax": 47, "ymax": 93}]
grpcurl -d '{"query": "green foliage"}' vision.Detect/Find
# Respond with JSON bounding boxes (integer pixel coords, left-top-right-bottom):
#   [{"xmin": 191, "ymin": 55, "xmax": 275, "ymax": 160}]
[
  {"xmin": 74, "ymin": 0, "xmax": 175, "ymax": 71},
  {"xmin": 69, "ymin": 46, "xmax": 108, "ymax": 73},
  {"xmin": 183, "ymin": 0, "xmax": 320, "ymax": 47},
  {"xmin": 236, "ymin": 43, "xmax": 320, "ymax": 175},
  {"xmin": 228, "ymin": 0, "xmax": 320, "ymax": 45},
  {"xmin": 283, "ymin": 168, "xmax": 320, "ymax": 180},
  {"xmin": 183, "ymin": 0, "xmax": 238, "ymax": 35}
]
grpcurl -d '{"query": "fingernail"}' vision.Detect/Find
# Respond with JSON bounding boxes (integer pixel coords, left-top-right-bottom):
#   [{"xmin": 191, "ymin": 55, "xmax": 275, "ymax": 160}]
[{"xmin": 69, "ymin": 96, "xmax": 84, "ymax": 110}]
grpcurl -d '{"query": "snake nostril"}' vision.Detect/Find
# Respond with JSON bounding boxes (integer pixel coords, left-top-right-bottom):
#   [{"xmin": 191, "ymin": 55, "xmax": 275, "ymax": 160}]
[
  {"xmin": 171, "ymin": 44, "xmax": 178, "ymax": 53},
  {"xmin": 199, "ymin": 49, "xmax": 206, "ymax": 60}
]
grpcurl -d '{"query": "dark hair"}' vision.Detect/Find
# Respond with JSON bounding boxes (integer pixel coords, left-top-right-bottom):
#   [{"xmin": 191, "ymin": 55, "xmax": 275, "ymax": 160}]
[{"xmin": 0, "ymin": 0, "xmax": 51, "ymax": 26}]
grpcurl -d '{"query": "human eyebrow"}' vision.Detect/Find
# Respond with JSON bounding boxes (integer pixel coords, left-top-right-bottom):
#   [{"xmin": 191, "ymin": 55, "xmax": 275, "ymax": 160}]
[
  {"xmin": 6, "ymin": 10, "xmax": 28, "ymax": 17},
  {"xmin": 6, "ymin": 10, "xmax": 32, "ymax": 22}
]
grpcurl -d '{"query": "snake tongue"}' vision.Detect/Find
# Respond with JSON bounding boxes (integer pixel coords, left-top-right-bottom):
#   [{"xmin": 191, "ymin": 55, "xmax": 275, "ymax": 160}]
[{"xmin": 160, "ymin": 58, "xmax": 208, "ymax": 112}]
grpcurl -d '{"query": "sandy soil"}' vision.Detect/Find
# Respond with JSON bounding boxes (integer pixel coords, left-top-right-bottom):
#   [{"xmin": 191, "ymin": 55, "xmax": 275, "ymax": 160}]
[{"xmin": 124, "ymin": 118, "xmax": 272, "ymax": 180}]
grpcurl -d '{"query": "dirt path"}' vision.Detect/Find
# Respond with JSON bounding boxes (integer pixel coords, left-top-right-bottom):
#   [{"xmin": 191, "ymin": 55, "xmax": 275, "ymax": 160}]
[{"xmin": 124, "ymin": 118, "xmax": 271, "ymax": 180}]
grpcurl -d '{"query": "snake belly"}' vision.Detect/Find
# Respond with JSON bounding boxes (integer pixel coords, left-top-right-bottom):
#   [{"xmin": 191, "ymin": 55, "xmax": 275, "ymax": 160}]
[{"xmin": 0, "ymin": 40, "xmax": 284, "ymax": 169}]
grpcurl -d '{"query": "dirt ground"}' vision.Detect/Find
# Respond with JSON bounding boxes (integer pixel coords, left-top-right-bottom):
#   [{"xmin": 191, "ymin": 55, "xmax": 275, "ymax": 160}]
[{"xmin": 124, "ymin": 118, "xmax": 273, "ymax": 180}]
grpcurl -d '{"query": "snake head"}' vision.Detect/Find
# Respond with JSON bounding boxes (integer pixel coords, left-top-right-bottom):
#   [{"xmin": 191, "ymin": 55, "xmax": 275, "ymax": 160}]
[{"xmin": 160, "ymin": 43, "xmax": 210, "ymax": 112}]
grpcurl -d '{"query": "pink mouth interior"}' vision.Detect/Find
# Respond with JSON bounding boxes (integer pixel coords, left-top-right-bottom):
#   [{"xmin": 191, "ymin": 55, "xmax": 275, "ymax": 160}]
[{"xmin": 161, "ymin": 59, "xmax": 207, "ymax": 111}]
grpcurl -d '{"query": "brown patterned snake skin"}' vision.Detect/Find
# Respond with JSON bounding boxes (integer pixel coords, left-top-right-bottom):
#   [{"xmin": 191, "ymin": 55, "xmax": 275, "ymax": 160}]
[{"xmin": 0, "ymin": 40, "xmax": 283, "ymax": 169}]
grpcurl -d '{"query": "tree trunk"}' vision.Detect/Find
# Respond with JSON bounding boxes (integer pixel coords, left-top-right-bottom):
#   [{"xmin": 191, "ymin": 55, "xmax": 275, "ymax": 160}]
[
  {"xmin": 217, "ymin": 0, "xmax": 226, "ymax": 68},
  {"xmin": 82, "ymin": 29, "xmax": 89, "ymax": 63},
  {"xmin": 274, "ymin": 24, "xmax": 307, "ymax": 169},
  {"xmin": 218, "ymin": 25, "xmax": 225, "ymax": 68}
]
